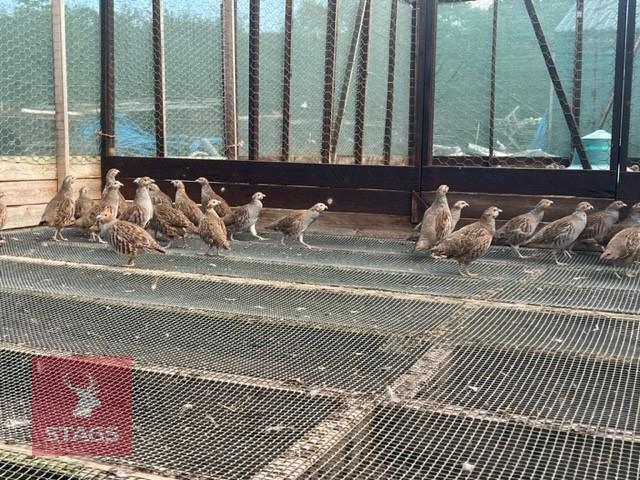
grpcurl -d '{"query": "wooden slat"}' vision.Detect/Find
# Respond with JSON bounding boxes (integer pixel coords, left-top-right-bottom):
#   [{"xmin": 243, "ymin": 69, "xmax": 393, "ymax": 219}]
[
  {"xmin": 4, "ymin": 204, "xmax": 47, "ymax": 230},
  {"xmin": 0, "ymin": 157, "xmax": 100, "ymax": 182},
  {"xmin": 0, "ymin": 179, "xmax": 101, "ymax": 207}
]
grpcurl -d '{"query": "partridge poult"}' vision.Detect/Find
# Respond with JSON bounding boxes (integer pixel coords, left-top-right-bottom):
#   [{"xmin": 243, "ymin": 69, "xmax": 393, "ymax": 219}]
[
  {"xmin": 40, "ymin": 175, "xmax": 76, "ymax": 241},
  {"xmin": 173, "ymin": 180, "xmax": 204, "ymax": 227},
  {"xmin": 195, "ymin": 177, "xmax": 231, "ymax": 217},
  {"xmin": 102, "ymin": 168, "xmax": 127, "ymax": 215},
  {"xmin": 522, "ymin": 201, "xmax": 594, "ymax": 265},
  {"xmin": 603, "ymin": 202, "xmax": 640, "ymax": 246},
  {"xmin": 600, "ymin": 226, "xmax": 640, "ymax": 278},
  {"xmin": 148, "ymin": 183, "xmax": 173, "ymax": 207},
  {"xmin": 415, "ymin": 185, "xmax": 452, "ymax": 253},
  {"xmin": 199, "ymin": 199, "xmax": 230, "ymax": 256},
  {"xmin": 0, "ymin": 192, "xmax": 7, "ymax": 243},
  {"xmin": 431, "ymin": 206, "xmax": 502, "ymax": 276},
  {"xmin": 153, "ymin": 202, "xmax": 198, "ymax": 248},
  {"xmin": 74, "ymin": 186, "xmax": 95, "ymax": 220},
  {"xmin": 577, "ymin": 200, "xmax": 627, "ymax": 250},
  {"xmin": 495, "ymin": 199, "xmax": 554, "ymax": 258},
  {"xmin": 450, "ymin": 200, "xmax": 470, "ymax": 233},
  {"xmin": 75, "ymin": 181, "xmax": 124, "ymax": 242},
  {"xmin": 97, "ymin": 211, "xmax": 166, "ymax": 267},
  {"xmin": 266, "ymin": 203, "xmax": 328, "ymax": 248},
  {"xmin": 224, "ymin": 192, "xmax": 267, "ymax": 240},
  {"xmin": 120, "ymin": 177, "xmax": 155, "ymax": 228}
]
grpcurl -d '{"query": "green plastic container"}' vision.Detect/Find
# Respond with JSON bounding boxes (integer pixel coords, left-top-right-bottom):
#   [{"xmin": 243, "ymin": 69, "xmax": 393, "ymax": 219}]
[{"xmin": 571, "ymin": 130, "xmax": 611, "ymax": 170}]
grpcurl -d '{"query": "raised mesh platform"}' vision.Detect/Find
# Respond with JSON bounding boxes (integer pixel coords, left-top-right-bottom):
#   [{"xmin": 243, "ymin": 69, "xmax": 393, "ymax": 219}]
[{"xmin": 0, "ymin": 228, "xmax": 638, "ymax": 479}]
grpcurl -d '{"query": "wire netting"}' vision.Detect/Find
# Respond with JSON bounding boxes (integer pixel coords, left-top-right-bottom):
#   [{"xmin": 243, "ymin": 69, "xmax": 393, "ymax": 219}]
[{"xmin": 1, "ymin": 228, "xmax": 639, "ymax": 479}]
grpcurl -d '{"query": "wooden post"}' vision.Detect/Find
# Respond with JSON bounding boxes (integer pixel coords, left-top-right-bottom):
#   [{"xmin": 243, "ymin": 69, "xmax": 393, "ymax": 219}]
[
  {"xmin": 51, "ymin": 0, "xmax": 70, "ymax": 188},
  {"xmin": 152, "ymin": 0, "xmax": 167, "ymax": 157},
  {"xmin": 222, "ymin": 0, "xmax": 239, "ymax": 160}
]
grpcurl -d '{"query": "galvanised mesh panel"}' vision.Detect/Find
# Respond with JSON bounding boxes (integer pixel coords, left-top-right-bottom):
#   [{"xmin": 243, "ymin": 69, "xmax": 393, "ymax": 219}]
[{"xmin": 303, "ymin": 406, "xmax": 640, "ymax": 479}]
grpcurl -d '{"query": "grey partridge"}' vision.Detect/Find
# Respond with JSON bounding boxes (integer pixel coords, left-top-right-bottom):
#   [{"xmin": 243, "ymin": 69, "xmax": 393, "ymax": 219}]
[
  {"xmin": 603, "ymin": 202, "xmax": 640, "ymax": 246},
  {"xmin": 199, "ymin": 200, "xmax": 230, "ymax": 256},
  {"xmin": 495, "ymin": 199, "xmax": 554, "ymax": 258},
  {"xmin": 600, "ymin": 226, "xmax": 640, "ymax": 278},
  {"xmin": 522, "ymin": 201, "xmax": 594, "ymax": 265},
  {"xmin": 577, "ymin": 200, "xmax": 627, "ymax": 250},
  {"xmin": 148, "ymin": 183, "xmax": 173, "ymax": 207},
  {"xmin": 415, "ymin": 185, "xmax": 452, "ymax": 253},
  {"xmin": 431, "ymin": 206, "xmax": 502, "ymax": 276},
  {"xmin": 173, "ymin": 180, "xmax": 204, "ymax": 227},
  {"xmin": 195, "ymin": 177, "xmax": 231, "ymax": 217},
  {"xmin": 102, "ymin": 168, "xmax": 127, "ymax": 215},
  {"xmin": 75, "ymin": 181, "xmax": 123, "ymax": 242},
  {"xmin": 266, "ymin": 203, "xmax": 328, "ymax": 248},
  {"xmin": 97, "ymin": 211, "xmax": 166, "ymax": 267},
  {"xmin": 223, "ymin": 192, "xmax": 266, "ymax": 241},
  {"xmin": 120, "ymin": 177, "xmax": 155, "ymax": 228},
  {"xmin": 40, "ymin": 175, "xmax": 76, "ymax": 241},
  {"xmin": 153, "ymin": 202, "xmax": 198, "ymax": 248},
  {"xmin": 450, "ymin": 200, "xmax": 470, "ymax": 233},
  {"xmin": 74, "ymin": 186, "xmax": 95, "ymax": 220}
]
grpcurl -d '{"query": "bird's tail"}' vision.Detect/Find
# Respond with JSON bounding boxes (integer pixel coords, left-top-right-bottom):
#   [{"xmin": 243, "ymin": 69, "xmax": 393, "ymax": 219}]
[{"xmin": 149, "ymin": 243, "xmax": 167, "ymax": 254}]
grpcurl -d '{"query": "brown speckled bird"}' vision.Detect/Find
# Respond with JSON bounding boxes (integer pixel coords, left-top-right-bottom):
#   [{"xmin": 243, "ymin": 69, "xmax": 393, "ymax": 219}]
[
  {"xmin": 224, "ymin": 192, "xmax": 266, "ymax": 241},
  {"xmin": 97, "ymin": 211, "xmax": 166, "ymax": 267},
  {"xmin": 199, "ymin": 199, "xmax": 230, "ymax": 256},
  {"xmin": 600, "ymin": 226, "xmax": 640, "ymax": 278},
  {"xmin": 74, "ymin": 186, "xmax": 95, "ymax": 220},
  {"xmin": 522, "ymin": 201, "xmax": 594, "ymax": 265},
  {"xmin": 603, "ymin": 202, "xmax": 640, "ymax": 246},
  {"xmin": 495, "ymin": 199, "xmax": 554, "ymax": 258},
  {"xmin": 102, "ymin": 168, "xmax": 127, "ymax": 215},
  {"xmin": 0, "ymin": 192, "xmax": 7, "ymax": 243},
  {"xmin": 450, "ymin": 200, "xmax": 470, "ymax": 233},
  {"xmin": 40, "ymin": 175, "xmax": 76, "ymax": 241},
  {"xmin": 195, "ymin": 177, "xmax": 231, "ymax": 217},
  {"xmin": 415, "ymin": 185, "xmax": 452, "ymax": 253},
  {"xmin": 153, "ymin": 202, "xmax": 198, "ymax": 248},
  {"xmin": 173, "ymin": 180, "xmax": 204, "ymax": 227},
  {"xmin": 120, "ymin": 177, "xmax": 155, "ymax": 228},
  {"xmin": 431, "ymin": 206, "xmax": 502, "ymax": 276},
  {"xmin": 577, "ymin": 200, "xmax": 627, "ymax": 250},
  {"xmin": 75, "ymin": 181, "xmax": 123, "ymax": 242},
  {"xmin": 148, "ymin": 183, "xmax": 173, "ymax": 207},
  {"xmin": 266, "ymin": 203, "xmax": 328, "ymax": 248}
]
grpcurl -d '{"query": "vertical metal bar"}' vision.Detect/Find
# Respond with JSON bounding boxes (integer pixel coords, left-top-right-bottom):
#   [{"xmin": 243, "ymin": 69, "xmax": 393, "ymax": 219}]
[
  {"xmin": 407, "ymin": 1, "xmax": 417, "ymax": 164},
  {"xmin": 415, "ymin": 0, "xmax": 437, "ymax": 173},
  {"xmin": 488, "ymin": 0, "xmax": 498, "ymax": 161},
  {"xmin": 281, "ymin": 0, "xmax": 293, "ymax": 162},
  {"xmin": 572, "ymin": 0, "xmax": 584, "ymax": 129},
  {"xmin": 152, "ymin": 0, "xmax": 166, "ymax": 158},
  {"xmin": 383, "ymin": 0, "xmax": 399, "ymax": 165},
  {"xmin": 610, "ymin": 0, "xmax": 629, "ymax": 177},
  {"xmin": 248, "ymin": 0, "xmax": 260, "ymax": 160},
  {"xmin": 330, "ymin": 0, "xmax": 368, "ymax": 163},
  {"xmin": 52, "ymin": 0, "xmax": 70, "ymax": 188},
  {"xmin": 620, "ymin": 0, "xmax": 636, "ymax": 180},
  {"xmin": 100, "ymin": 0, "xmax": 115, "ymax": 165},
  {"xmin": 523, "ymin": 0, "xmax": 591, "ymax": 169},
  {"xmin": 354, "ymin": 0, "xmax": 371, "ymax": 165},
  {"xmin": 321, "ymin": 0, "xmax": 338, "ymax": 164},
  {"xmin": 222, "ymin": 0, "xmax": 239, "ymax": 159}
]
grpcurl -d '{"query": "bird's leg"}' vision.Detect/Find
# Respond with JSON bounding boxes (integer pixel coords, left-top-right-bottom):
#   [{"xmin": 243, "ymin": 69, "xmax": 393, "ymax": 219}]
[
  {"xmin": 463, "ymin": 264, "xmax": 479, "ymax": 277},
  {"xmin": 217, "ymin": 247, "xmax": 221, "ymax": 256},
  {"xmin": 249, "ymin": 224, "xmax": 266, "ymax": 241},
  {"xmin": 457, "ymin": 264, "xmax": 468, "ymax": 277},
  {"xmin": 280, "ymin": 236, "xmax": 286, "ymax": 246},
  {"xmin": 553, "ymin": 251, "xmax": 568, "ymax": 266},
  {"xmin": 181, "ymin": 236, "xmax": 188, "ymax": 249},
  {"xmin": 52, "ymin": 230, "xmax": 61, "ymax": 242},
  {"xmin": 126, "ymin": 255, "xmax": 136, "ymax": 267},
  {"xmin": 614, "ymin": 270, "xmax": 624, "ymax": 280},
  {"xmin": 96, "ymin": 233, "xmax": 106, "ymax": 244},
  {"xmin": 58, "ymin": 229, "xmax": 69, "ymax": 242},
  {"xmin": 563, "ymin": 248, "xmax": 574, "ymax": 259},
  {"xmin": 163, "ymin": 239, "xmax": 173, "ymax": 249},
  {"xmin": 625, "ymin": 268, "xmax": 639, "ymax": 278},
  {"xmin": 510, "ymin": 244, "xmax": 529, "ymax": 259},
  {"xmin": 229, "ymin": 232, "xmax": 235, "ymax": 241},
  {"xmin": 298, "ymin": 234, "xmax": 315, "ymax": 249}
]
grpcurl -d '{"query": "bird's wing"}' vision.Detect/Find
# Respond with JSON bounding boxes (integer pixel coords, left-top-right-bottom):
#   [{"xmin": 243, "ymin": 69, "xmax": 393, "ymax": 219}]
[
  {"xmin": 267, "ymin": 211, "xmax": 305, "ymax": 235},
  {"xmin": 223, "ymin": 206, "xmax": 248, "ymax": 227},
  {"xmin": 433, "ymin": 223, "xmax": 484, "ymax": 257}
]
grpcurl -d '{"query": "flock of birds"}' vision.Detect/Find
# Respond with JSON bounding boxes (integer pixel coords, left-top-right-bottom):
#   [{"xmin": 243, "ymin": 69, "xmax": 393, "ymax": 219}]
[{"xmin": 0, "ymin": 172, "xmax": 638, "ymax": 277}]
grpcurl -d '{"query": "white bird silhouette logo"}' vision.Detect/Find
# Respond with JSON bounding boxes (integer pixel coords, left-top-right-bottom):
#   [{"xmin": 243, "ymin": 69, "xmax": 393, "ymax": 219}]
[{"xmin": 63, "ymin": 373, "xmax": 101, "ymax": 419}]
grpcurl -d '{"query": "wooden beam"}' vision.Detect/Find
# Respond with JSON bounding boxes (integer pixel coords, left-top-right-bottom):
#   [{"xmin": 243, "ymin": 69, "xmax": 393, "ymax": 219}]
[
  {"xmin": 0, "ymin": 157, "xmax": 100, "ymax": 182},
  {"xmin": 51, "ymin": 0, "xmax": 70, "ymax": 189},
  {"xmin": 222, "ymin": 0, "xmax": 239, "ymax": 160}
]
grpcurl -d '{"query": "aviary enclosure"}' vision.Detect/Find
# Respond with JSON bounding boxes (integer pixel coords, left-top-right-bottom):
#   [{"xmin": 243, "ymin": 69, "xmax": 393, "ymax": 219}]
[{"xmin": 1, "ymin": 0, "xmax": 640, "ymax": 479}]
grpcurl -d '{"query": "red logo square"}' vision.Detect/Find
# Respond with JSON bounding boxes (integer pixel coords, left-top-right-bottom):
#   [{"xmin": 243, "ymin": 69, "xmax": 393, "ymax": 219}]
[{"xmin": 31, "ymin": 356, "xmax": 133, "ymax": 457}]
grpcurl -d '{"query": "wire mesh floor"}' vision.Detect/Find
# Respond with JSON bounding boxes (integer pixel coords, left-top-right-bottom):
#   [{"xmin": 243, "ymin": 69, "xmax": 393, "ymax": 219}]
[{"xmin": 0, "ymin": 228, "xmax": 638, "ymax": 479}]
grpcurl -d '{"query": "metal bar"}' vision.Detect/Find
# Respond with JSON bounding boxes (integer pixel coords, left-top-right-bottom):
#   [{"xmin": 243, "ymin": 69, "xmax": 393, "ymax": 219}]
[
  {"xmin": 330, "ymin": 0, "xmax": 368, "ymax": 163},
  {"xmin": 222, "ymin": 0, "xmax": 239, "ymax": 160},
  {"xmin": 321, "ymin": 0, "xmax": 338, "ymax": 163},
  {"xmin": 572, "ymin": 0, "xmax": 584, "ymax": 129},
  {"xmin": 152, "ymin": 0, "xmax": 166, "ymax": 158},
  {"xmin": 523, "ymin": 0, "xmax": 591, "ymax": 169},
  {"xmin": 383, "ymin": 0, "xmax": 399, "ymax": 165},
  {"xmin": 407, "ymin": 2, "xmax": 417, "ymax": 163},
  {"xmin": 354, "ymin": 0, "xmax": 371, "ymax": 165},
  {"xmin": 100, "ymin": 0, "xmax": 115, "ymax": 167},
  {"xmin": 281, "ymin": 0, "xmax": 293, "ymax": 162},
  {"xmin": 415, "ymin": 0, "xmax": 437, "ymax": 176},
  {"xmin": 51, "ymin": 0, "xmax": 70, "ymax": 189},
  {"xmin": 248, "ymin": 0, "xmax": 260, "ymax": 160},
  {"xmin": 610, "ymin": 0, "xmax": 629, "ymax": 177},
  {"xmin": 618, "ymin": 0, "xmax": 636, "ymax": 195},
  {"xmin": 488, "ymin": 0, "xmax": 498, "ymax": 160}
]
